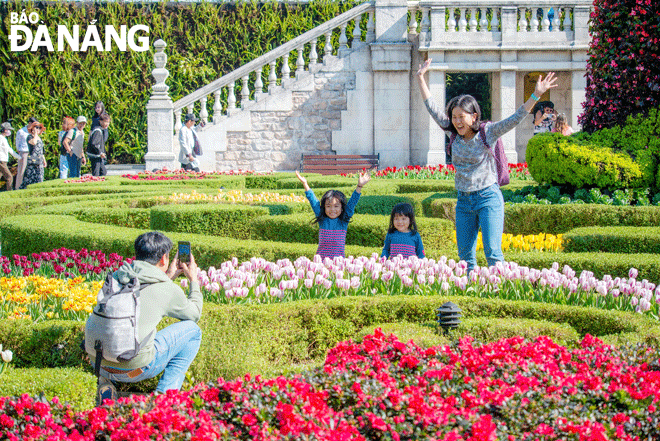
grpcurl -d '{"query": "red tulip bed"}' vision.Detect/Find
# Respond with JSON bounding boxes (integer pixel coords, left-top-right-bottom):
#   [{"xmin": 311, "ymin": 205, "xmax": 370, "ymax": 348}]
[{"xmin": 1, "ymin": 329, "xmax": 659, "ymax": 440}]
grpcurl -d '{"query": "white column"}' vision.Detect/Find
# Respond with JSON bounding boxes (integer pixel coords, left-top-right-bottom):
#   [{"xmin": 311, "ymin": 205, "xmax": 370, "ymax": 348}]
[
  {"xmin": 571, "ymin": 70, "xmax": 587, "ymax": 131},
  {"xmin": 145, "ymin": 39, "xmax": 175, "ymax": 172},
  {"xmin": 427, "ymin": 69, "xmax": 446, "ymax": 165},
  {"xmin": 499, "ymin": 70, "xmax": 517, "ymax": 160}
]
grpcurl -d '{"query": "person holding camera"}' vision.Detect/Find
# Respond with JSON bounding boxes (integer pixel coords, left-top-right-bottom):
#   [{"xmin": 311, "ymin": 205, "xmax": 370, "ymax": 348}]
[
  {"xmin": 532, "ymin": 100, "xmax": 557, "ymax": 135},
  {"xmin": 88, "ymin": 231, "xmax": 203, "ymax": 402}
]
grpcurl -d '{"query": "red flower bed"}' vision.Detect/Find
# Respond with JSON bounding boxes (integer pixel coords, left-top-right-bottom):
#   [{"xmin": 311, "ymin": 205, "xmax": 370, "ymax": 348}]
[
  {"xmin": 1, "ymin": 330, "xmax": 659, "ymax": 440},
  {"xmin": 2, "ymin": 247, "xmax": 129, "ymax": 278}
]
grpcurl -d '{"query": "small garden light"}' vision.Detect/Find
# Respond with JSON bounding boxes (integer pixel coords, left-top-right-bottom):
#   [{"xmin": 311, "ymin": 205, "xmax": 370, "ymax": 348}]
[{"xmin": 436, "ymin": 301, "xmax": 461, "ymax": 334}]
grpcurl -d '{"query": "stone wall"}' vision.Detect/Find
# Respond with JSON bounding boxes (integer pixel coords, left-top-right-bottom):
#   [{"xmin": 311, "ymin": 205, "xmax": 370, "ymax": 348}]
[{"xmin": 217, "ymin": 71, "xmax": 354, "ymax": 172}]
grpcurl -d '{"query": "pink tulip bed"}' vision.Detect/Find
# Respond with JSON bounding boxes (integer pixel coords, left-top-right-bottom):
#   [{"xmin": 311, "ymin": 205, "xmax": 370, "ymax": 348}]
[
  {"xmin": 121, "ymin": 169, "xmax": 272, "ymax": 181},
  {"xmin": 1, "ymin": 329, "xmax": 659, "ymax": 440},
  {"xmin": 195, "ymin": 255, "xmax": 660, "ymax": 319}
]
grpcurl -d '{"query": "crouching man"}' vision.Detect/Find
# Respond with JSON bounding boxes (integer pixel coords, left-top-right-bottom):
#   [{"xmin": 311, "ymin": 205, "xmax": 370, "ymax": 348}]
[{"xmin": 86, "ymin": 231, "xmax": 203, "ymax": 402}]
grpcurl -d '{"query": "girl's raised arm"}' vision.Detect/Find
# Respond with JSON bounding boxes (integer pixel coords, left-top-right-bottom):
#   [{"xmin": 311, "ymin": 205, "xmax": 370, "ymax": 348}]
[
  {"xmin": 356, "ymin": 171, "xmax": 371, "ymax": 193},
  {"xmin": 295, "ymin": 171, "xmax": 310, "ymax": 191}
]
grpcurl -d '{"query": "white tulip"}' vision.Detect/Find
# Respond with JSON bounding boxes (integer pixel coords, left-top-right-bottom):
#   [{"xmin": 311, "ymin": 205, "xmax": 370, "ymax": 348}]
[{"xmin": 1, "ymin": 350, "xmax": 12, "ymax": 363}]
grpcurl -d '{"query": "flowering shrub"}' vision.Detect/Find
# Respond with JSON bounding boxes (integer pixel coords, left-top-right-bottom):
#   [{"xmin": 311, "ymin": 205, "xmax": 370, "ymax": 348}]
[
  {"xmin": 580, "ymin": 0, "xmax": 660, "ymax": 132},
  {"xmin": 452, "ymin": 231, "xmax": 563, "ymax": 252},
  {"xmin": 1, "ymin": 330, "xmax": 659, "ymax": 440},
  {"xmin": 122, "ymin": 168, "xmax": 272, "ymax": 181},
  {"xmin": 155, "ymin": 189, "xmax": 306, "ymax": 204},
  {"xmin": 0, "ymin": 276, "xmax": 103, "ymax": 322},
  {"xmin": 504, "ymin": 185, "xmax": 656, "ymax": 206},
  {"xmin": 342, "ymin": 163, "xmax": 532, "ymax": 180},
  {"xmin": 195, "ymin": 255, "xmax": 660, "ymax": 318}
]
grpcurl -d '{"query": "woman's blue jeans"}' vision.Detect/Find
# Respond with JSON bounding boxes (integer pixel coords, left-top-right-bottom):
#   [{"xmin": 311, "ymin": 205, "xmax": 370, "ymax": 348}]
[
  {"xmin": 99, "ymin": 320, "xmax": 202, "ymax": 393},
  {"xmin": 455, "ymin": 183, "xmax": 504, "ymax": 273}
]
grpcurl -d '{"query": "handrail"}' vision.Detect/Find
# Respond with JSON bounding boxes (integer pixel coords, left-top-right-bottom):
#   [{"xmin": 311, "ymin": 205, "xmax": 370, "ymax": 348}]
[{"xmin": 173, "ymin": 1, "xmax": 374, "ymax": 111}]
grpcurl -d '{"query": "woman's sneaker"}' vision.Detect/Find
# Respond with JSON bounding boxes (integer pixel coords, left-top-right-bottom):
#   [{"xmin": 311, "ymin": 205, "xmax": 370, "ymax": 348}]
[{"xmin": 96, "ymin": 377, "xmax": 117, "ymax": 405}]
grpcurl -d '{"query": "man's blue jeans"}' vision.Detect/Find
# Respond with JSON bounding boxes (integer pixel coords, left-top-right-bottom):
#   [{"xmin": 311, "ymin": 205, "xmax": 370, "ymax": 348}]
[
  {"xmin": 99, "ymin": 321, "xmax": 202, "ymax": 393},
  {"xmin": 455, "ymin": 183, "xmax": 505, "ymax": 273},
  {"xmin": 68, "ymin": 155, "xmax": 81, "ymax": 178}
]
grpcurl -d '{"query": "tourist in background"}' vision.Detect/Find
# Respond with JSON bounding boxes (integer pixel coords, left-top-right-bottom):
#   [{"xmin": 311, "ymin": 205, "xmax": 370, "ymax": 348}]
[
  {"xmin": 14, "ymin": 116, "xmax": 38, "ymax": 190},
  {"xmin": 58, "ymin": 116, "xmax": 76, "ymax": 179},
  {"xmin": 65, "ymin": 116, "xmax": 87, "ymax": 178},
  {"xmin": 87, "ymin": 113, "xmax": 110, "ymax": 176},
  {"xmin": 552, "ymin": 113, "xmax": 574, "ymax": 136},
  {"xmin": 178, "ymin": 113, "xmax": 200, "ymax": 172},
  {"xmin": 20, "ymin": 121, "xmax": 47, "ymax": 189},
  {"xmin": 0, "ymin": 122, "xmax": 20, "ymax": 191},
  {"xmin": 532, "ymin": 100, "xmax": 557, "ymax": 135}
]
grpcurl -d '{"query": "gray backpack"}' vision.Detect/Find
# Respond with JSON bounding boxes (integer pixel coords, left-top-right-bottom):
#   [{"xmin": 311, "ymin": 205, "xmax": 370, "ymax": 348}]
[{"xmin": 84, "ymin": 273, "xmax": 152, "ymax": 375}]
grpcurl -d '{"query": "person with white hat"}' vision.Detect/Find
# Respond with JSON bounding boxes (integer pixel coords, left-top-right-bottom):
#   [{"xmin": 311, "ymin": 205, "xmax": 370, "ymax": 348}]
[
  {"xmin": 0, "ymin": 122, "xmax": 20, "ymax": 191},
  {"xmin": 64, "ymin": 116, "xmax": 88, "ymax": 178}
]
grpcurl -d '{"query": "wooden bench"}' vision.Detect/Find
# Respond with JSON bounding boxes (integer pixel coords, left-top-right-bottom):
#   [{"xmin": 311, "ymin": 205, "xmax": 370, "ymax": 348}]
[{"xmin": 300, "ymin": 154, "xmax": 380, "ymax": 175}]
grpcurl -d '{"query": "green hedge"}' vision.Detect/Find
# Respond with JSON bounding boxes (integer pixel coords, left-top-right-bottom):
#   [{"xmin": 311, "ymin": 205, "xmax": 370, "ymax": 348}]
[
  {"xmin": 564, "ymin": 226, "xmax": 660, "ymax": 254},
  {"xmin": 0, "ymin": 295, "xmax": 657, "ymax": 387},
  {"xmin": 526, "ymin": 132, "xmax": 646, "ymax": 189},
  {"xmin": 0, "ymin": 367, "xmax": 96, "ymax": 411},
  {"xmin": 150, "ymin": 203, "xmax": 270, "ymax": 239},
  {"xmin": 0, "ymin": 214, "xmax": 378, "ymax": 267}
]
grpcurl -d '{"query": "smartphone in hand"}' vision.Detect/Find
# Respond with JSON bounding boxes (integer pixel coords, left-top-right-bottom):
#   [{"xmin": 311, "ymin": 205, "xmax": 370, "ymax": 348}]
[{"xmin": 178, "ymin": 241, "xmax": 191, "ymax": 264}]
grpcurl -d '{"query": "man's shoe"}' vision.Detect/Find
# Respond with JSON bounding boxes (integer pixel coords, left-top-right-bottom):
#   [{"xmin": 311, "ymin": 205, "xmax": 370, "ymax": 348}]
[{"xmin": 96, "ymin": 377, "xmax": 117, "ymax": 405}]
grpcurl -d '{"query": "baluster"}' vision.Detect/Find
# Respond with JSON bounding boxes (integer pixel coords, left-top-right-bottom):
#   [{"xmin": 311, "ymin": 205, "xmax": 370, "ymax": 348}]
[
  {"xmin": 366, "ymin": 11, "xmax": 375, "ymax": 43},
  {"xmin": 479, "ymin": 8, "xmax": 488, "ymax": 32},
  {"xmin": 458, "ymin": 8, "xmax": 467, "ymax": 32},
  {"xmin": 353, "ymin": 17, "xmax": 362, "ymax": 45},
  {"xmin": 199, "ymin": 96, "xmax": 208, "ymax": 125},
  {"xmin": 187, "ymin": 104, "xmax": 194, "ymax": 116},
  {"xmin": 491, "ymin": 7, "xmax": 499, "ymax": 32},
  {"xmin": 530, "ymin": 8, "xmax": 539, "ymax": 32},
  {"xmin": 310, "ymin": 39, "xmax": 318, "ymax": 65},
  {"xmin": 282, "ymin": 53, "xmax": 291, "ymax": 81},
  {"xmin": 268, "ymin": 61, "xmax": 277, "ymax": 93},
  {"xmin": 324, "ymin": 31, "xmax": 333, "ymax": 58},
  {"xmin": 254, "ymin": 67, "xmax": 264, "ymax": 101},
  {"xmin": 338, "ymin": 23, "xmax": 349, "ymax": 56},
  {"xmin": 228, "ymin": 84, "xmax": 237, "ymax": 111},
  {"xmin": 448, "ymin": 9, "xmax": 457, "ymax": 32},
  {"xmin": 420, "ymin": 7, "xmax": 430, "ymax": 43},
  {"xmin": 241, "ymin": 75, "xmax": 250, "ymax": 108},
  {"xmin": 552, "ymin": 6, "xmax": 560, "ymax": 31},
  {"xmin": 469, "ymin": 8, "xmax": 478, "ymax": 32},
  {"xmin": 519, "ymin": 7, "xmax": 528, "ymax": 32},
  {"xmin": 563, "ymin": 6, "xmax": 572, "ymax": 31},
  {"xmin": 296, "ymin": 47, "xmax": 305, "ymax": 75},
  {"xmin": 541, "ymin": 8, "xmax": 550, "ymax": 32},
  {"xmin": 409, "ymin": 7, "xmax": 418, "ymax": 34},
  {"xmin": 174, "ymin": 109, "xmax": 182, "ymax": 134},
  {"xmin": 213, "ymin": 90, "xmax": 222, "ymax": 122}
]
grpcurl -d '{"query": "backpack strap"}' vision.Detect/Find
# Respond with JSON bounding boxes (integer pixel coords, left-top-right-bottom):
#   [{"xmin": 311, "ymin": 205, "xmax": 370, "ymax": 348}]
[
  {"xmin": 447, "ymin": 133, "xmax": 457, "ymax": 158},
  {"xmin": 94, "ymin": 340, "xmax": 103, "ymax": 377},
  {"xmin": 478, "ymin": 122, "xmax": 491, "ymax": 150}
]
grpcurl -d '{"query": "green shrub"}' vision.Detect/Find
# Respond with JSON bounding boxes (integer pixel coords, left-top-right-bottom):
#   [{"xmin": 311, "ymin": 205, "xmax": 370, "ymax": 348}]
[
  {"xmin": 563, "ymin": 226, "xmax": 660, "ymax": 254},
  {"xmin": 526, "ymin": 132, "xmax": 646, "ymax": 189},
  {"xmin": 0, "ymin": 367, "xmax": 96, "ymax": 411},
  {"xmin": 150, "ymin": 204, "xmax": 269, "ymax": 239}
]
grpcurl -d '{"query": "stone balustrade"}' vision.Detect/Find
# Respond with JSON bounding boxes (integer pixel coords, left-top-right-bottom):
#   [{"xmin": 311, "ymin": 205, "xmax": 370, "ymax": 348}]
[
  {"xmin": 171, "ymin": 2, "xmax": 375, "ymax": 133},
  {"xmin": 408, "ymin": 0, "xmax": 592, "ymax": 48}
]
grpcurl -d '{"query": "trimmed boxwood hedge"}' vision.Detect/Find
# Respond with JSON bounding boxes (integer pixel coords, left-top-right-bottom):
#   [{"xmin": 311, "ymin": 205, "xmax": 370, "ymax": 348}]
[{"xmin": 564, "ymin": 226, "xmax": 660, "ymax": 254}]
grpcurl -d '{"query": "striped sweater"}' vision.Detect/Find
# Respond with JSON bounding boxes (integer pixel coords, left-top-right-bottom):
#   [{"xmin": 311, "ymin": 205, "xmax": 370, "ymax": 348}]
[
  {"xmin": 305, "ymin": 189, "xmax": 361, "ymax": 258},
  {"xmin": 381, "ymin": 230, "xmax": 425, "ymax": 259}
]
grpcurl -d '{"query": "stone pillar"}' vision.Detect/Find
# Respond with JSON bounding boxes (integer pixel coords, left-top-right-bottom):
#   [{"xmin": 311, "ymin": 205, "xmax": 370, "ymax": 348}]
[
  {"xmin": 426, "ymin": 68, "xmax": 446, "ymax": 165},
  {"xmin": 571, "ymin": 69, "xmax": 587, "ymax": 131},
  {"xmin": 145, "ymin": 39, "xmax": 177, "ymax": 171},
  {"xmin": 371, "ymin": 0, "xmax": 412, "ymax": 168},
  {"xmin": 498, "ymin": 69, "xmax": 517, "ymax": 160}
]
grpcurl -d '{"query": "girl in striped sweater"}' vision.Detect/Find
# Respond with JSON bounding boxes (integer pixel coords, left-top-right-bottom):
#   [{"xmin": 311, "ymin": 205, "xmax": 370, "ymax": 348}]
[
  {"xmin": 381, "ymin": 202, "xmax": 425, "ymax": 259},
  {"xmin": 296, "ymin": 171, "xmax": 371, "ymax": 259}
]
